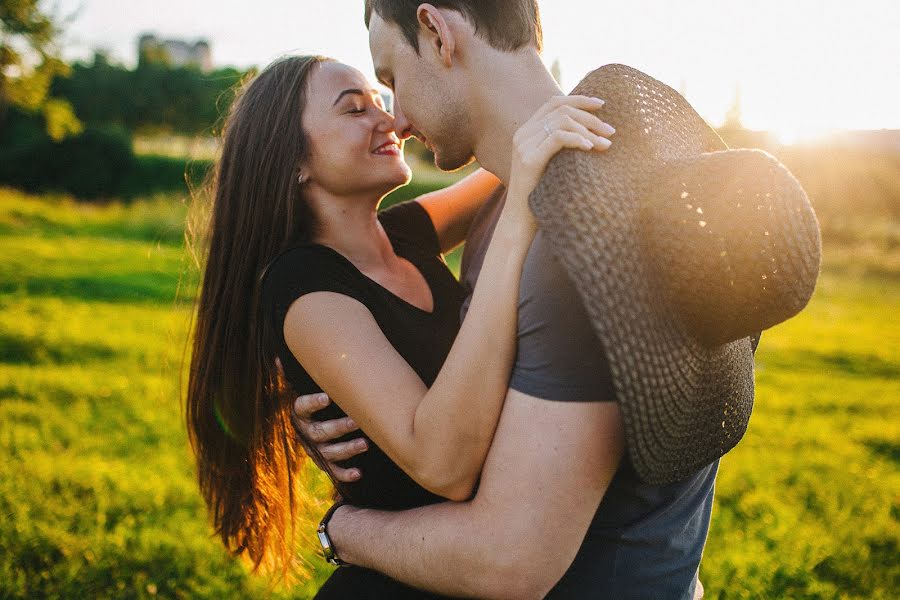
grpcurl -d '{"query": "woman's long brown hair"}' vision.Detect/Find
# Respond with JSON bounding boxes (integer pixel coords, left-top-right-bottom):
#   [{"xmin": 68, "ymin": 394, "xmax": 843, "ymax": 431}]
[{"xmin": 186, "ymin": 55, "xmax": 331, "ymax": 581}]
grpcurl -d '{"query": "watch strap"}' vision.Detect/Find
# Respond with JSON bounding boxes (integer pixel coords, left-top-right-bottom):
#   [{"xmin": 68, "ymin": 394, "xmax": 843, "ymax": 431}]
[{"xmin": 317, "ymin": 502, "xmax": 347, "ymax": 566}]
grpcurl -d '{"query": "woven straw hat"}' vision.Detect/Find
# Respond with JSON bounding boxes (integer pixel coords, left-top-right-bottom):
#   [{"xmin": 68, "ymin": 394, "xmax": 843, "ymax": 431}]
[{"xmin": 529, "ymin": 64, "xmax": 821, "ymax": 484}]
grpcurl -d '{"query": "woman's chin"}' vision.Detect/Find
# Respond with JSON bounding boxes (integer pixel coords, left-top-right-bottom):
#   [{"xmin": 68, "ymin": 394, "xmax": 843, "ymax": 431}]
[
  {"xmin": 398, "ymin": 163, "xmax": 413, "ymax": 185},
  {"xmin": 349, "ymin": 160, "xmax": 412, "ymax": 198},
  {"xmin": 383, "ymin": 162, "xmax": 413, "ymax": 188},
  {"xmin": 380, "ymin": 173, "xmax": 412, "ymax": 197}
]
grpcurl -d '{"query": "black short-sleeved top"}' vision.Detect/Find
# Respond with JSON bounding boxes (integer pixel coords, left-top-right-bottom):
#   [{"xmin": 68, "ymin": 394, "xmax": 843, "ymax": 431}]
[{"xmin": 261, "ymin": 201, "xmax": 466, "ymax": 511}]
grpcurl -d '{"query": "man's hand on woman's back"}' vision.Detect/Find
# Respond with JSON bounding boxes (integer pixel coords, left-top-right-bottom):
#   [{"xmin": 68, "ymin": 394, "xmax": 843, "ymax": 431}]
[
  {"xmin": 276, "ymin": 356, "xmax": 368, "ymax": 483},
  {"xmin": 292, "ymin": 392, "xmax": 368, "ymax": 483}
]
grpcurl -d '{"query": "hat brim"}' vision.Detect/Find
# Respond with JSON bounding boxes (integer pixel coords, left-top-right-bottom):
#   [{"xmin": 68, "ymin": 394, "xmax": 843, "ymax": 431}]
[{"xmin": 529, "ymin": 64, "xmax": 757, "ymax": 483}]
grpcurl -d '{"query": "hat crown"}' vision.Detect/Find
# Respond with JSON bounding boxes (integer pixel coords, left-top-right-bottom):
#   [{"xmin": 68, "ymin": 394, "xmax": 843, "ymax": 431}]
[
  {"xmin": 642, "ymin": 150, "xmax": 821, "ymax": 346},
  {"xmin": 529, "ymin": 64, "xmax": 822, "ymax": 483},
  {"xmin": 571, "ymin": 64, "xmax": 821, "ymax": 346}
]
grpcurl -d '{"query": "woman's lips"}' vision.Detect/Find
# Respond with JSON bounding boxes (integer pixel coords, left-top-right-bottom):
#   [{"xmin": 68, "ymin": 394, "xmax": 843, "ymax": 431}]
[{"xmin": 373, "ymin": 141, "xmax": 401, "ymax": 156}]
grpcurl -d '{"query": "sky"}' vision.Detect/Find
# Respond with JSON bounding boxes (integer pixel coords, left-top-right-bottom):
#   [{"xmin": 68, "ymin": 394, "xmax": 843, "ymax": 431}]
[{"xmin": 55, "ymin": 0, "xmax": 900, "ymax": 140}]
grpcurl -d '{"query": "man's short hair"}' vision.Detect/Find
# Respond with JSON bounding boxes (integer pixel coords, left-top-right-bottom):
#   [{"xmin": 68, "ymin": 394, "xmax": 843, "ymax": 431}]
[{"xmin": 365, "ymin": 1, "xmax": 543, "ymax": 53}]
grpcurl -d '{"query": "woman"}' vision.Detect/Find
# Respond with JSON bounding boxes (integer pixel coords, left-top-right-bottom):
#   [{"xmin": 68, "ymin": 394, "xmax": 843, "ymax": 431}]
[{"xmin": 186, "ymin": 55, "xmax": 612, "ymax": 597}]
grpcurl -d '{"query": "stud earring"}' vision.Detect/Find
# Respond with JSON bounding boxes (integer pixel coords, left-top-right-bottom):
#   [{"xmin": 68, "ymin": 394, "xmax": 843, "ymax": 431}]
[{"xmin": 297, "ymin": 173, "xmax": 307, "ymax": 185}]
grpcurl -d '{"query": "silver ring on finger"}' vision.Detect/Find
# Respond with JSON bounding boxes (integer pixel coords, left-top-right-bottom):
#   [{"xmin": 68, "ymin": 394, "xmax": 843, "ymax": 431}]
[{"xmin": 543, "ymin": 120, "xmax": 553, "ymax": 137}]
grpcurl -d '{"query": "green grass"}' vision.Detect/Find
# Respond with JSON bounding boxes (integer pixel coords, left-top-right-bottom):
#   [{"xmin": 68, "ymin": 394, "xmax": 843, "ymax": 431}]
[
  {"xmin": 0, "ymin": 188, "xmax": 330, "ymax": 599},
  {"xmin": 0, "ymin": 185, "xmax": 897, "ymax": 599},
  {"xmin": 701, "ymin": 268, "xmax": 899, "ymax": 598}
]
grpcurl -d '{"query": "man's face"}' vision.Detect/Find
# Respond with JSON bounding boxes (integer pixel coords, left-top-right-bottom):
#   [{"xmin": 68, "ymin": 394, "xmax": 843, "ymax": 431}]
[{"xmin": 368, "ymin": 11, "xmax": 475, "ymax": 172}]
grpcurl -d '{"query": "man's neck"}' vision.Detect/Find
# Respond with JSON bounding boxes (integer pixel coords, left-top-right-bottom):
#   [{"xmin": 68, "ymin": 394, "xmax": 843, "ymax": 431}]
[{"xmin": 468, "ymin": 51, "xmax": 565, "ymax": 184}]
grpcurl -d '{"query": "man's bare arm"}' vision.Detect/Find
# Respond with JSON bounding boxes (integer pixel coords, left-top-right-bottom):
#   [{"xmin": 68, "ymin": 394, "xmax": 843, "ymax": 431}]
[{"xmin": 327, "ymin": 389, "xmax": 624, "ymax": 600}]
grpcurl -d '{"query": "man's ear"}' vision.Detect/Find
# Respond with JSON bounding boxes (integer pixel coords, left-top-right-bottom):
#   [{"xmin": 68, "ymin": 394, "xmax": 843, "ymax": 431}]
[{"xmin": 416, "ymin": 4, "xmax": 456, "ymax": 68}]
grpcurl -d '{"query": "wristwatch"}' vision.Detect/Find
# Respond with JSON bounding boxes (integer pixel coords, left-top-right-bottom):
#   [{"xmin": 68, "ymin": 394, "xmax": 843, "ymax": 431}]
[{"xmin": 317, "ymin": 502, "xmax": 347, "ymax": 566}]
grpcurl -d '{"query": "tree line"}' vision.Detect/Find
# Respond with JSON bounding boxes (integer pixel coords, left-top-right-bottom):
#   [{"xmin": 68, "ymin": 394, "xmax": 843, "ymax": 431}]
[
  {"xmin": 51, "ymin": 53, "xmax": 245, "ymax": 136},
  {"xmin": 1, "ymin": 0, "xmax": 249, "ymax": 199}
]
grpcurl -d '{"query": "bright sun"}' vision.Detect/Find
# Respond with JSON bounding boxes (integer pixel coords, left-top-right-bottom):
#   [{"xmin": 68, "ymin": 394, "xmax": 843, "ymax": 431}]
[{"xmin": 771, "ymin": 126, "xmax": 837, "ymax": 146}]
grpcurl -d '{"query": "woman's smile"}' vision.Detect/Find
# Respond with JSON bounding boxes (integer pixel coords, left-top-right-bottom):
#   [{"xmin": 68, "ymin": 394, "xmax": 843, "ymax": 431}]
[{"xmin": 372, "ymin": 140, "xmax": 402, "ymax": 156}]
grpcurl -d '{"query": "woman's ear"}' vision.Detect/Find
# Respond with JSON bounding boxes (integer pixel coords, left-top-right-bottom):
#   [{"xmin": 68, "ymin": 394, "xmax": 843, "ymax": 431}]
[
  {"xmin": 416, "ymin": 4, "xmax": 456, "ymax": 68},
  {"xmin": 297, "ymin": 162, "xmax": 312, "ymax": 185}
]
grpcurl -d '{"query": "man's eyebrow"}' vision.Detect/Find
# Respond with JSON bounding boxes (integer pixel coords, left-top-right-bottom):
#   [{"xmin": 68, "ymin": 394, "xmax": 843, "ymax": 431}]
[{"xmin": 374, "ymin": 69, "xmax": 391, "ymax": 86}]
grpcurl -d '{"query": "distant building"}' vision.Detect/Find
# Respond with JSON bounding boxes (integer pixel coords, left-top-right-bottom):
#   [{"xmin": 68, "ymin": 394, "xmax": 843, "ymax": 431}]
[
  {"xmin": 381, "ymin": 92, "xmax": 393, "ymax": 115},
  {"xmin": 550, "ymin": 58, "xmax": 562, "ymax": 86},
  {"xmin": 138, "ymin": 34, "xmax": 213, "ymax": 71},
  {"xmin": 723, "ymin": 83, "xmax": 743, "ymax": 130}
]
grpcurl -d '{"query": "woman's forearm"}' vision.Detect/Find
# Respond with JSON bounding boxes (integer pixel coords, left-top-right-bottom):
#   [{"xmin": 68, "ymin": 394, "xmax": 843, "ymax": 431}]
[
  {"xmin": 416, "ymin": 168, "xmax": 503, "ymax": 253},
  {"xmin": 411, "ymin": 190, "xmax": 534, "ymax": 500}
]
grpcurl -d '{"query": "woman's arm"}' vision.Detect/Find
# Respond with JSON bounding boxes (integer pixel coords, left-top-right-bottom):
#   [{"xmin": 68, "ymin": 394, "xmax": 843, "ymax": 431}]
[
  {"xmin": 414, "ymin": 168, "xmax": 502, "ymax": 254},
  {"xmin": 285, "ymin": 96, "xmax": 613, "ymax": 501}
]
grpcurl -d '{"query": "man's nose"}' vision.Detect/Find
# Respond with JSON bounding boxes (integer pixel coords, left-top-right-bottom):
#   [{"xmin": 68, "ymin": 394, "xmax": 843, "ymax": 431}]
[{"xmin": 391, "ymin": 99, "xmax": 414, "ymax": 140}]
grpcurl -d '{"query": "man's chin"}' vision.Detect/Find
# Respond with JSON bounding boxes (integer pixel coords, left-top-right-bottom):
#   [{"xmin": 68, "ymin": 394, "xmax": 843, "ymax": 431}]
[{"xmin": 433, "ymin": 148, "xmax": 476, "ymax": 173}]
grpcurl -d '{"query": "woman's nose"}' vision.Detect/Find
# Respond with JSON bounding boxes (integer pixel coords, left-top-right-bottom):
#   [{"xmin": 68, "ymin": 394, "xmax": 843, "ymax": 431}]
[
  {"xmin": 377, "ymin": 110, "xmax": 396, "ymax": 132},
  {"xmin": 377, "ymin": 111, "xmax": 410, "ymax": 140}
]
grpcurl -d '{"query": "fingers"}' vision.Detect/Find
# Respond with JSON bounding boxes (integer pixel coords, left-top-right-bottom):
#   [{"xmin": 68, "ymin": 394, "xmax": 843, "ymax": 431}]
[
  {"xmin": 526, "ymin": 116, "xmax": 595, "ymax": 150},
  {"xmin": 520, "ymin": 120, "xmax": 610, "ymax": 172},
  {"xmin": 320, "ymin": 437, "xmax": 369, "ymax": 462},
  {"xmin": 318, "ymin": 438, "xmax": 368, "ymax": 483},
  {"xmin": 561, "ymin": 114, "xmax": 612, "ymax": 149},
  {"xmin": 514, "ymin": 96, "xmax": 600, "ymax": 144},
  {"xmin": 514, "ymin": 128, "xmax": 603, "ymax": 188},
  {"xmin": 536, "ymin": 129, "xmax": 598, "ymax": 158},
  {"xmin": 292, "ymin": 392, "xmax": 362, "ymax": 443},
  {"xmin": 293, "ymin": 392, "xmax": 330, "ymax": 420},
  {"xmin": 533, "ymin": 94, "xmax": 605, "ymax": 121},
  {"xmin": 523, "ymin": 116, "xmax": 612, "ymax": 153},
  {"xmin": 304, "ymin": 415, "xmax": 361, "ymax": 443},
  {"xmin": 536, "ymin": 97, "xmax": 612, "ymax": 139},
  {"xmin": 559, "ymin": 105, "xmax": 616, "ymax": 140},
  {"xmin": 329, "ymin": 464, "xmax": 363, "ymax": 484},
  {"xmin": 517, "ymin": 96, "xmax": 614, "ymax": 153},
  {"xmin": 290, "ymin": 392, "xmax": 368, "ymax": 483},
  {"xmin": 537, "ymin": 96, "xmax": 616, "ymax": 137},
  {"xmin": 539, "ymin": 103, "xmax": 613, "ymax": 143}
]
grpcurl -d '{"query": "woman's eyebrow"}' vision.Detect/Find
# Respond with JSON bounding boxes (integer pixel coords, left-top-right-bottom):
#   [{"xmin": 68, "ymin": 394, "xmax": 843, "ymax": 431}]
[{"xmin": 333, "ymin": 88, "xmax": 379, "ymax": 106}]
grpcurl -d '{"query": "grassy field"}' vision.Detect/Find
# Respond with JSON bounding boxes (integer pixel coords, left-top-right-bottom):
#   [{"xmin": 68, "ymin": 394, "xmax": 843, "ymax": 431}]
[{"xmin": 0, "ymin": 171, "xmax": 897, "ymax": 598}]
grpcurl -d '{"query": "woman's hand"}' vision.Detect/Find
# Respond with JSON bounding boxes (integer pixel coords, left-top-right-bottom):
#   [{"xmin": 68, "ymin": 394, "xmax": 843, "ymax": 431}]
[{"xmin": 507, "ymin": 95, "xmax": 615, "ymax": 222}]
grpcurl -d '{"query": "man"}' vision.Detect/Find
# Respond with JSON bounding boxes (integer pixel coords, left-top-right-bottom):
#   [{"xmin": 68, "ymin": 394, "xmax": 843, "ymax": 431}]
[{"xmin": 294, "ymin": 2, "xmax": 716, "ymax": 598}]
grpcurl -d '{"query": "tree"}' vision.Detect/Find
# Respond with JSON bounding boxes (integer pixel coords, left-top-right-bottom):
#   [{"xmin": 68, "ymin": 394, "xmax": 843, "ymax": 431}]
[
  {"xmin": 52, "ymin": 56, "xmax": 245, "ymax": 135},
  {"xmin": 723, "ymin": 82, "xmax": 743, "ymax": 130},
  {"xmin": 0, "ymin": 0, "xmax": 80, "ymax": 139}
]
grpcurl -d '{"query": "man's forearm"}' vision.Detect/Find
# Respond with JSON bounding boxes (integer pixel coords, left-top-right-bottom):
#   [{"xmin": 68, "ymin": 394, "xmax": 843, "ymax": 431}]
[
  {"xmin": 330, "ymin": 501, "xmax": 534, "ymax": 599},
  {"xmin": 322, "ymin": 394, "xmax": 624, "ymax": 599}
]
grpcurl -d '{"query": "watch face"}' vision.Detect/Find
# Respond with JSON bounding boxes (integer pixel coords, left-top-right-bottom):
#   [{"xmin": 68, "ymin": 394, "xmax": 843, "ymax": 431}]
[{"xmin": 317, "ymin": 530, "xmax": 331, "ymax": 551}]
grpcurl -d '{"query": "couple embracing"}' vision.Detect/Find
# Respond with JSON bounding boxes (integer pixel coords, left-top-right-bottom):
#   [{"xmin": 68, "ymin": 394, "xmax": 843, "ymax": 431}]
[{"xmin": 186, "ymin": 2, "xmax": 820, "ymax": 598}]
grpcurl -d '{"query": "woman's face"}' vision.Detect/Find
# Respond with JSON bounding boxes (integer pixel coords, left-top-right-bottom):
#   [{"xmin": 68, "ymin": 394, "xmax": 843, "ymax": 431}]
[{"xmin": 301, "ymin": 61, "xmax": 411, "ymax": 198}]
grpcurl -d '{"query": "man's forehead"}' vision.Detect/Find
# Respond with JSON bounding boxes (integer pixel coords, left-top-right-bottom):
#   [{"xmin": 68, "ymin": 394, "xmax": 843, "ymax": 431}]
[
  {"xmin": 367, "ymin": 11, "xmax": 386, "ymax": 50},
  {"xmin": 367, "ymin": 11, "xmax": 400, "ymax": 69}
]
